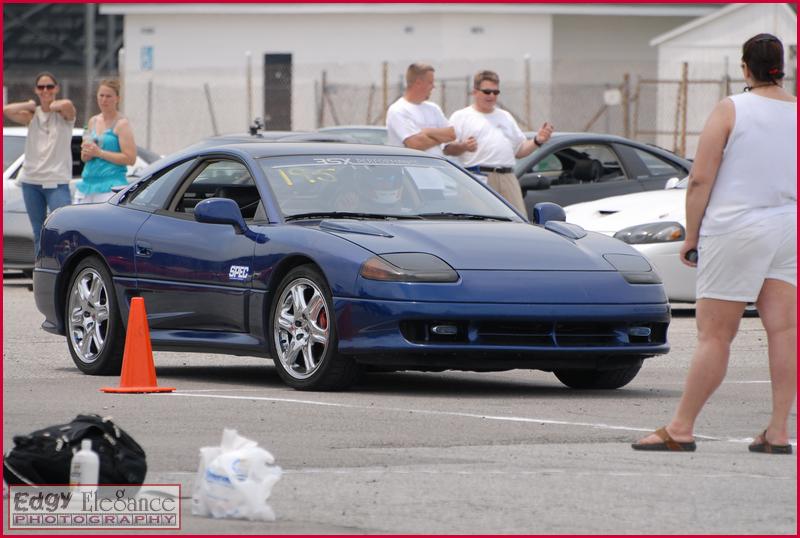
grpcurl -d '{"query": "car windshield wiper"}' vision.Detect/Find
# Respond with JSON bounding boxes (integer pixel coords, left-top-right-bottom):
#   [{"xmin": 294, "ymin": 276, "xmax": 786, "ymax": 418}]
[
  {"xmin": 416, "ymin": 212, "xmax": 513, "ymax": 221},
  {"xmin": 284, "ymin": 212, "xmax": 423, "ymax": 221}
]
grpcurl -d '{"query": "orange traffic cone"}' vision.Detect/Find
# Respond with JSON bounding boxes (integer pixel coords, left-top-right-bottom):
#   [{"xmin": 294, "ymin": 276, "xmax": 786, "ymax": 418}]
[{"xmin": 101, "ymin": 297, "xmax": 175, "ymax": 394}]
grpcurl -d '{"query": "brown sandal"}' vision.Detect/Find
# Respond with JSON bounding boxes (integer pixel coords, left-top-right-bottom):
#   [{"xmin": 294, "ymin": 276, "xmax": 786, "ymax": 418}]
[
  {"xmin": 748, "ymin": 430, "xmax": 792, "ymax": 454},
  {"xmin": 631, "ymin": 426, "xmax": 696, "ymax": 452}
]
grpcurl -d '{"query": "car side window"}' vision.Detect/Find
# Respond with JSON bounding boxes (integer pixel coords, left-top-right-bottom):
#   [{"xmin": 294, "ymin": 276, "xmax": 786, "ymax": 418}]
[
  {"xmin": 124, "ymin": 159, "xmax": 195, "ymax": 211},
  {"xmin": 532, "ymin": 154, "xmax": 562, "ymax": 174},
  {"xmin": 170, "ymin": 159, "xmax": 261, "ymax": 220},
  {"xmin": 555, "ymin": 144, "xmax": 626, "ymax": 185},
  {"xmin": 630, "ymin": 147, "xmax": 686, "ymax": 177}
]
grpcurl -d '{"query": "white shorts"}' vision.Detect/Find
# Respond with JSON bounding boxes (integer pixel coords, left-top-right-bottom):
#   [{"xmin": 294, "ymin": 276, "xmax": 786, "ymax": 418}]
[{"xmin": 696, "ymin": 212, "xmax": 796, "ymax": 302}]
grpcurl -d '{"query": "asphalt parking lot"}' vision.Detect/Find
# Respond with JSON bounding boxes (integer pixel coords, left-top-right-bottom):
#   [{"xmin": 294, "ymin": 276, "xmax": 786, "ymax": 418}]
[{"xmin": 2, "ymin": 273, "xmax": 796, "ymax": 534}]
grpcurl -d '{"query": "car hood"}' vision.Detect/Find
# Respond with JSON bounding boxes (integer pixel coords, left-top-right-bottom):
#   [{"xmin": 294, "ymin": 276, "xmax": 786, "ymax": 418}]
[
  {"xmin": 315, "ymin": 220, "xmax": 615, "ymax": 271},
  {"xmin": 564, "ymin": 188, "xmax": 686, "ymax": 234}
]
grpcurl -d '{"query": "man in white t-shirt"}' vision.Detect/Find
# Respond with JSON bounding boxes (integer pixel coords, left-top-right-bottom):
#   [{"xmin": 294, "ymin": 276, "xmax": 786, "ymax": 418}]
[
  {"xmin": 386, "ymin": 63, "xmax": 463, "ymax": 157},
  {"xmin": 445, "ymin": 70, "xmax": 553, "ymax": 215}
]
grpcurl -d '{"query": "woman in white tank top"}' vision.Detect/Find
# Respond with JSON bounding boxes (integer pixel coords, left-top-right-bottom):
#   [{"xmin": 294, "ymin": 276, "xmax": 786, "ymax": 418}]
[{"xmin": 634, "ymin": 34, "xmax": 796, "ymax": 453}]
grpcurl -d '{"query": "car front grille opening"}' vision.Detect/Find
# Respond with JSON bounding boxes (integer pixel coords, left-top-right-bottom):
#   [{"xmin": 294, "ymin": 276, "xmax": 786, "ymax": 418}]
[
  {"xmin": 400, "ymin": 320, "xmax": 668, "ymax": 347},
  {"xmin": 477, "ymin": 321, "xmax": 553, "ymax": 346},
  {"xmin": 554, "ymin": 322, "xmax": 618, "ymax": 346}
]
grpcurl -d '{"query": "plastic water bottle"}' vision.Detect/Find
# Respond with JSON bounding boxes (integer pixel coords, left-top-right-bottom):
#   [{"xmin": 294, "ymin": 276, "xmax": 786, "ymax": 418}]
[{"xmin": 69, "ymin": 439, "xmax": 100, "ymax": 495}]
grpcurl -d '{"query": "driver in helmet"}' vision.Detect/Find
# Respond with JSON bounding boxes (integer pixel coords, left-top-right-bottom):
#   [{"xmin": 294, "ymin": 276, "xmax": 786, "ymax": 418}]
[
  {"xmin": 366, "ymin": 166, "xmax": 405, "ymax": 206},
  {"xmin": 333, "ymin": 166, "xmax": 407, "ymax": 212}
]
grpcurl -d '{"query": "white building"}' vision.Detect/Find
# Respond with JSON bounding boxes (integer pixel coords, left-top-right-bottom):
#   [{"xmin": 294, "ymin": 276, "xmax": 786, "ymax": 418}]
[
  {"xmin": 102, "ymin": 3, "xmax": 716, "ymax": 154},
  {"xmin": 651, "ymin": 3, "xmax": 796, "ymax": 157}
]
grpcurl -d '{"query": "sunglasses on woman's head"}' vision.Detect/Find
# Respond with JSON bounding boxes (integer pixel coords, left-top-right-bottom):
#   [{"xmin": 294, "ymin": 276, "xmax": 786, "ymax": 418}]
[
  {"xmin": 36, "ymin": 84, "xmax": 56, "ymax": 90},
  {"xmin": 477, "ymin": 88, "xmax": 500, "ymax": 96}
]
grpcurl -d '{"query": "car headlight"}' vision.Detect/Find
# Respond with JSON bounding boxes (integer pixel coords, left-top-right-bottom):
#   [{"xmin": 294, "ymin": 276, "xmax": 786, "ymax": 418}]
[
  {"xmin": 360, "ymin": 253, "xmax": 459, "ymax": 283},
  {"xmin": 613, "ymin": 221, "xmax": 684, "ymax": 244},
  {"xmin": 603, "ymin": 253, "xmax": 662, "ymax": 284}
]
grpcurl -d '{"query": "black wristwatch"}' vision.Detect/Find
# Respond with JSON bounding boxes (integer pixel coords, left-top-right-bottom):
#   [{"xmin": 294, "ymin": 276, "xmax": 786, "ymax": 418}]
[{"xmin": 533, "ymin": 136, "xmax": 543, "ymax": 146}]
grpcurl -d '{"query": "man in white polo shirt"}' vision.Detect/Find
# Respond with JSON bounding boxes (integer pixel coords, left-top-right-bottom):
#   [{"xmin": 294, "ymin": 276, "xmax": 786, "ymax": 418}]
[
  {"xmin": 386, "ymin": 63, "xmax": 464, "ymax": 157},
  {"xmin": 445, "ymin": 70, "xmax": 553, "ymax": 214}
]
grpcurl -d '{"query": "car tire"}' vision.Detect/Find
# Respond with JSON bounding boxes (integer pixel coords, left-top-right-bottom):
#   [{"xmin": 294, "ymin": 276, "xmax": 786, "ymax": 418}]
[
  {"xmin": 553, "ymin": 363, "xmax": 642, "ymax": 390},
  {"xmin": 269, "ymin": 264, "xmax": 360, "ymax": 391},
  {"xmin": 65, "ymin": 257, "xmax": 125, "ymax": 375}
]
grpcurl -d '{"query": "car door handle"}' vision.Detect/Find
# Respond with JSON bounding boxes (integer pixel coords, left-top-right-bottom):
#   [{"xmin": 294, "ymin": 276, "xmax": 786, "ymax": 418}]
[{"xmin": 135, "ymin": 242, "xmax": 152, "ymax": 257}]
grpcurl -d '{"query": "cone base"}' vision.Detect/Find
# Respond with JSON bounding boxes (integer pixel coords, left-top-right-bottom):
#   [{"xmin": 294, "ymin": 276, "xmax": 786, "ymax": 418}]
[{"xmin": 100, "ymin": 386, "xmax": 176, "ymax": 394}]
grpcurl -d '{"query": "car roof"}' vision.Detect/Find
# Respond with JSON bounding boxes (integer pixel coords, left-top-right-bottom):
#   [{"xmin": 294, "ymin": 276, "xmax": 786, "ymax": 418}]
[
  {"xmin": 159, "ymin": 142, "xmax": 435, "ymax": 167},
  {"xmin": 522, "ymin": 131, "xmax": 631, "ymax": 143},
  {"xmin": 520, "ymin": 131, "xmax": 688, "ymax": 163},
  {"xmin": 208, "ymin": 142, "xmax": 431, "ymax": 158},
  {"xmin": 4, "ymin": 126, "xmax": 84, "ymax": 137},
  {"xmin": 3, "ymin": 126, "xmax": 30, "ymax": 136},
  {"xmin": 319, "ymin": 125, "xmax": 387, "ymax": 131},
  {"xmin": 181, "ymin": 131, "xmax": 359, "ymax": 152}
]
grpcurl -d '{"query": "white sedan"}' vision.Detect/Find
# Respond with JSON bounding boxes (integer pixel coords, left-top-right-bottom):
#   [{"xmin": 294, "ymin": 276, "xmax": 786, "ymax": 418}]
[
  {"xmin": 3, "ymin": 126, "xmax": 160, "ymax": 272},
  {"xmin": 565, "ymin": 177, "xmax": 697, "ymax": 303}
]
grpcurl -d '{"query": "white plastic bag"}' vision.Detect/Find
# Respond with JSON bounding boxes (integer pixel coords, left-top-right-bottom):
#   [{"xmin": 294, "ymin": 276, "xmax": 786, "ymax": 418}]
[{"xmin": 191, "ymin": 429, "xmax": 282, "ymax": 521}]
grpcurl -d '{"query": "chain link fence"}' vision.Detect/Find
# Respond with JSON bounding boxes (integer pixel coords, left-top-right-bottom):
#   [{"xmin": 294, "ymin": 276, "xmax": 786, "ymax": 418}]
[{"xmin": 6, "ymin": 61, "xmax": 793, "ymax": 158}]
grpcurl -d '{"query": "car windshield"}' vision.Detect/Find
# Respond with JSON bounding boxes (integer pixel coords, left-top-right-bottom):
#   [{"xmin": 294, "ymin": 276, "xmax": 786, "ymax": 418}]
[
  {"xmin": 3, "ymin": 135, "xmax": 26, "ymax": 172},
  {"xmin": 259, "ymin": 155, "xmax": 521, "ymax": 221}
]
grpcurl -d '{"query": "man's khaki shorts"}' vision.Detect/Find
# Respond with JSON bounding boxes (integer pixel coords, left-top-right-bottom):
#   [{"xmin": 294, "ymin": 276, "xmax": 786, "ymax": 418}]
[
  {"xmin": 696, "ymin": 212, "xmax": 796, "ymax": 302},
  {"xmin": 487, "ymin": 171, "xmax": 526, "ymax": 215}
]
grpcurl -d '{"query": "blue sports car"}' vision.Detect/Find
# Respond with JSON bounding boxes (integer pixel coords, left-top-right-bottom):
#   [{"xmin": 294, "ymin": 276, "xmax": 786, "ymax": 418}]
[{"xmin": 34, "ymin": 143, "xmax": 670, "ymax": 391}]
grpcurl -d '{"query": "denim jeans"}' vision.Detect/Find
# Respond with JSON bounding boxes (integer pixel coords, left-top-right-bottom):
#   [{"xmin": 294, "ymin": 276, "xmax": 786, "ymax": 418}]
[{"xmin": 20, "ymin": 183, "xmax": 71, "ymax": 257}]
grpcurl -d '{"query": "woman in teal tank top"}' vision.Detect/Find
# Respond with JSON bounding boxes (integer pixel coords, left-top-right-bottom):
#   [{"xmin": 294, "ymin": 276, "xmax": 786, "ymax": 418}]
[{"xmin": 77, "ymin": 79, "xmax": 137, "ymax": 203}]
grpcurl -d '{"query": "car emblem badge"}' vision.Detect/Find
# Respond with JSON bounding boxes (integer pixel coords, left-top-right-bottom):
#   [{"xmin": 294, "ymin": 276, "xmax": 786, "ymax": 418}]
[{"xmin": 228, "ymin": 265, "xmax": 250, "ymax": 281}]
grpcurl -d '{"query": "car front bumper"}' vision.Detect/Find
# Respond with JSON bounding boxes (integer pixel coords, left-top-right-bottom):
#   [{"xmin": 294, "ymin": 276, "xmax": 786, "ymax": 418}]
[{"xmin": 334, "ymin": 297, "xmax": 670, "ymax": 369}]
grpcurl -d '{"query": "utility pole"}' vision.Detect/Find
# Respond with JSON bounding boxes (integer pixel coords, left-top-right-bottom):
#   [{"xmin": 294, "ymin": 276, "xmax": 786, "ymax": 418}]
[{"xmin": 84, "ymin": 4, "xmax": 96, "ymax": 124}]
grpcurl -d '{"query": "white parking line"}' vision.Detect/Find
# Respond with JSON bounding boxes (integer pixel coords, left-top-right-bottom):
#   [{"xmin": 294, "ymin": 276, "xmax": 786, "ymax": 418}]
[
  {"xmin": 167, "ymin": 392, "xmax": 796, "ymax": 446},
  {"xmin": 156, "ymin": 468, "xmax": 791, "ymax": 480},
  {"xmin": 725, "ymin": 380, "xmax": 771, "ymax": 384},
  {"xmin": 285, "ymin": 469, "xmax": 791, "ymax": 480},
  {"xmin": 175, "ymin": 388, "xmax": 267, "ymax": 393}
]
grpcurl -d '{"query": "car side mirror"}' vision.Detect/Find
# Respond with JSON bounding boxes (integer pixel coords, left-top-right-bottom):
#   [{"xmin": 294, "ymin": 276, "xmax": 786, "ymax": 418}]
[
  {"xmin": 519, "ymin": 173, "xmax": 551, "ymax": 194},
  {"xmin": 194, "ymin": 198, "xmax": 267, "ymax": 243},
  {"xmin": 664, "ymin": 177, "xmax": 681, "ymax": 190},
  {"xmin": 532, "ymin": 202, "xmax": 566, "ymax": 225}
]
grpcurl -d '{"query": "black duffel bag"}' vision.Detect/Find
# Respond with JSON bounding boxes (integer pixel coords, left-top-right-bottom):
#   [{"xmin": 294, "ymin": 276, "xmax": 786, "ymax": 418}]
[{"xmin": 3, "ymin": 414, "xmax": 147, "ymax": 486}]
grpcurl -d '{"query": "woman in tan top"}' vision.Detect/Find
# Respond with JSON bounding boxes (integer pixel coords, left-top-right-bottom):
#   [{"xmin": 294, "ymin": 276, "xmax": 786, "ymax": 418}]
[{"xmin": 3, "ymin": 72, "xmax": 76, "ymax": 256}]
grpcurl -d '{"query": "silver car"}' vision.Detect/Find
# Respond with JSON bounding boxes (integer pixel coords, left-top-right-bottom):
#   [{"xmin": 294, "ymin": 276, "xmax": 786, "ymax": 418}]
[{"xmin": 3, "ymin": 126, "xmax": 160, "ymax": 272}]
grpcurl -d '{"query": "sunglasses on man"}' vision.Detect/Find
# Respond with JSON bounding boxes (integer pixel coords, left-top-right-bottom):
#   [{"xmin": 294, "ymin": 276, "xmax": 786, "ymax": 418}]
[
  {"xmin": 36, "ymin": 84, "xmax": 56, "ymax": 90},
  {"xmin": 477, "ymin": 88, "xmax": 500, "ymax": 96}
]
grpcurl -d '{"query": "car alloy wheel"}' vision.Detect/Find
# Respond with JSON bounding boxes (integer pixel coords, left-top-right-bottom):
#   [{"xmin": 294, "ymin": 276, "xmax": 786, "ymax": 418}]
[
  {"xmin": 274, "ymin": 277, "xmax": 331, "ymax": 380},
  {"xmin": 270, "ymin": 264, "xmax": 360, "ymax": 390},
  {"xmin": 65, "ymin": 257, "xmax": 124, "ymax": 375},
  {"xmin": 68, "ymin": 267, "xmax": 111, "ymax": 363}
]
